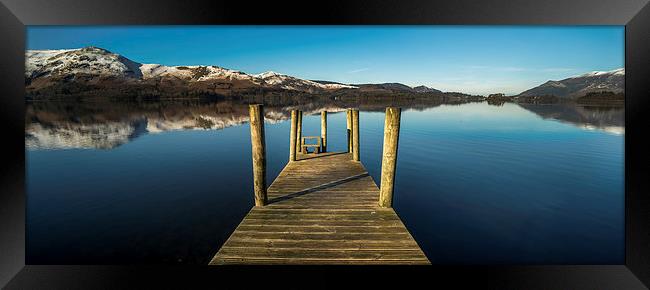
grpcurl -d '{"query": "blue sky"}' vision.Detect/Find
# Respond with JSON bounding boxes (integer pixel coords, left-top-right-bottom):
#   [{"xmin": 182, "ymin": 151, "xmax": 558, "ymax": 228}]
[{"xmin": 27, "ymin": 26, "xmax": 624, "ymax": 95}]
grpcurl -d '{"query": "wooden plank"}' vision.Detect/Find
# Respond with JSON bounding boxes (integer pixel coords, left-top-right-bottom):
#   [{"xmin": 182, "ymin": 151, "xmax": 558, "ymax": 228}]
[
  {"xmin": 234, "ymin": 225, "xmax": 409, "ymax": 233},
  {"xmin": 210, "ymin": 151, "xmax": 430, "ymax": 265},
  {"xmin": 226, "ymin": 232, "xmax": 414, "ymax": 242},
  {"xmin": 215, "ymin": 248, "xmax": 427, "ymax": 260},
  {"xmin": 222, "ymin": 241, "xmax": 420, "ymax": 250},
  {"xmin": 238, "ymin": 219, "xmax": 404, "ymax": 227},
  {"xmin": 212, "ymin": 258, "xmax": 430, "ymax": 265}
]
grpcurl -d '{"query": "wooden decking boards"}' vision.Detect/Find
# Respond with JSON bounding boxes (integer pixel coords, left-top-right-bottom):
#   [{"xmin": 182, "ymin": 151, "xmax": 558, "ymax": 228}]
[{"xmin": 209, "ymin": 152, "xmax": 430, "ymax": 265}]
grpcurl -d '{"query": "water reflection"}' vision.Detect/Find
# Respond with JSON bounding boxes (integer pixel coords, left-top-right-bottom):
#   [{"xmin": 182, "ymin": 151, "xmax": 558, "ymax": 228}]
[
  {"xmin": 517, "ymin": 103, "xmax": 624, "ymax": 135},
  {"xmin": 26, "ymin": 98, "xmax": 624, "ymax": 150},
  {"xmin": 26, "ymin": 97, "xmax": 625, "ymax": 264}
]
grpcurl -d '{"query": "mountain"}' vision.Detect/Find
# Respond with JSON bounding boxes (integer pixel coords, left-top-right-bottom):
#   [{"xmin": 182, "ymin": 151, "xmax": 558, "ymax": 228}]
[
  {"xmin": 253, "ymin": 71, "xmax": 357, "ymax": 91},
  {"xmin": 26, "ymin": 47, "xmax": 143, "ymax": 79},
  {"xmin": 25, "ymin": 46, "xmax": 446, "ymax": 99},
  {"xmin": 413, "ymin": 85, "xmax": 443, "ymax": 93},
  {"xmin": 25, "ymin": 47, "xmax": 358, "ymax": 98},
  {"xmin": 518, "ymin": 68, "xmax": 624, "ymax": 99},
  {"xmin": 349, "ymin": 83, "xmax": 442, "ymax": 95},
  {"xmin": 352, "ymin": 82, "xmax": 414, "ymax": 93}
]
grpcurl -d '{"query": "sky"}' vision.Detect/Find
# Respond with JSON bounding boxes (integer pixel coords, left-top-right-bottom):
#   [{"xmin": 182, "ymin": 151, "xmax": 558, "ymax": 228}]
[{"xmin": 27, "ymin": 26, "xmax": 624, "ymax": 95}]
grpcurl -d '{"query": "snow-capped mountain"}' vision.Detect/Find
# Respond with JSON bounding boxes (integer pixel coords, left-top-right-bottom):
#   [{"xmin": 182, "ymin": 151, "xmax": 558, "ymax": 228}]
[
  {"xmin": 254, "ymin": 71, "xmax": 357, "ymax": 91},
  {"xmin": 26, "ymin": 47, "xmax": 145, "ymax": 79},
  {"xmin": 24, "ymin": 47, "xmax": 360, "ymax": 97},
  {"xmin": 25, "ymin": 46, "xmax": 446, "ymax": 98},
  {"xmin": 139, "ymin": 63, "xmax": 258, "ymax": 82},
  {"xmin": 413, "ymin": 85, "xmax": 443, "ymax": 93},
  {"xmin": 518, "ymin": 68, "xmax": 624, "ymax": 99}
]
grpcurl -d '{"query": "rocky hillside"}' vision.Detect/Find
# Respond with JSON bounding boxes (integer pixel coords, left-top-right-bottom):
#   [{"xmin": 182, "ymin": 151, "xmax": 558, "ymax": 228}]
[
  {"xmin": 518, "ymin": 68, "xmax": 624, "ymax": 99},
  {"xmin": 25, "ymin": 46, "xmax": 450, "ymax": 99}
]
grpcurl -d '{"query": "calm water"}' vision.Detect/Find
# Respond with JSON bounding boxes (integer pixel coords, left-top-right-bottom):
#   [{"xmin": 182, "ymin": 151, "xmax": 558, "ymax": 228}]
[{"xmin": 26, "ymin": 99, "xmax": 624, "ymax": 264}]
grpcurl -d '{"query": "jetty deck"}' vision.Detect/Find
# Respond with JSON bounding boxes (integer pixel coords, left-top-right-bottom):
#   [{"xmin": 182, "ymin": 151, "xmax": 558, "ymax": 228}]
[
  {"xmin": 209, "ymin": 106, "xmax": 429, "ymax": 265},
  {"xmin": 210, "ymin": 152, "xmax": 429, "ymax": 265}
]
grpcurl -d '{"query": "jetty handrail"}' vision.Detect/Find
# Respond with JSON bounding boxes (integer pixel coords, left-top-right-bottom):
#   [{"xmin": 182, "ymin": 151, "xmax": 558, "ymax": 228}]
[{"xmin": 301, "ymin": 136, "xmax": 322, "ymax": 154}]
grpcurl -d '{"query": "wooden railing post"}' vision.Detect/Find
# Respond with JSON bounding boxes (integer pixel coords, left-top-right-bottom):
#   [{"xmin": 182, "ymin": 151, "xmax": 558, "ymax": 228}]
[
  {"xmin": 296, "ymin": 111, "xmax": 303, "ymax": 153},
  {"xmin": 346, "ymin": 109, "xmax": 352, "ymax": 153},
  {"xmin": 352, "ymin": 109, "xmax": 360, "ymax": 161},
  {"xmin": 321, "ymin": 111, "xmax": 327, "ymax": 153},
  {"xmin": 289, "ymin": 110, "xmax": 298, "ymax": 162},
  {"xmin": 249, "ymin": 104, "xmax": 267, "ymax": 206},
  {"xmin": 379, "ymin": 107, "xmax": 401, "ymax": 208}
]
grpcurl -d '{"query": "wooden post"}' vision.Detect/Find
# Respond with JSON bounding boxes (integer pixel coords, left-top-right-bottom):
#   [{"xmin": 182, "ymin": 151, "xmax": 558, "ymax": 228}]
[
  {"xmin": 346, "ymin": 110, "xmax": 352, "ymax": 153},
  {"xmin": 249, "ymin": 104, "xmax": 267, "ymax": 206},
  {"xmin": 321, "ymin": 111, "xmax": 327, "ymax": 153},
  {"xmin": 289, "ymin": 110, "xmax": 298, "ymax": 162},
  {"xmin": 352, "ymin": 109, "xmax": 360, "ymax": 161},
  {"xmin": 296, "ymin": 111, "xmax": 303, "ymax": 153},
  {"xmin": 379, "ymin": 107, "xmax": 401, "ymax": 208}
]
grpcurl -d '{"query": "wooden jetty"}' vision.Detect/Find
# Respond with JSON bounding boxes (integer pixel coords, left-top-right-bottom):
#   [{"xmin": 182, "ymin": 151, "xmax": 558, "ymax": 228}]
[{"xmin": 209, "ymin": 106, "xmax": 430, "ymax": 265}]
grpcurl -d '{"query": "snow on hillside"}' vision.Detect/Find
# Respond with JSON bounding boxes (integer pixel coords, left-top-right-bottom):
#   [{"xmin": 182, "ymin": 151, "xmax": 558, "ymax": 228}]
[
  {"xmin": 575, "ymin": 68, "xmax": 625, "ymax": 78},
  {"xmin": 255, "ymin": 71, "xmax": 357, "ymax": 90},
  {"xmin": 518, "ymin": 67, "xmax": 624, "ymax": 98},
  {"xmin": 27, "ymin": 46, "xmax": 467, "ymax": 95},
  {"xmin": 139, "ymin": 64, "xmax": 260, "ymax": 82},
  {"xmin": 26, "ymin": 47, "xmax": 143, "ymax": 79},
  {"xmin": 25, "ymin": 46, "xmax": 357, "ymax": 92},
  {"xmin": 25, "ymin": 49, "xmax": 76, "ymax": 77}
]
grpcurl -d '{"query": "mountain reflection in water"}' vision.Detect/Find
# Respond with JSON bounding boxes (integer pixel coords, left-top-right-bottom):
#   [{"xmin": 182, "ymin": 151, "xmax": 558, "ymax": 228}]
[
  {"xmin": 517, "ymin": 103, "xmax": 624, "ymax": 135},
  {"xmin": 26, "ymin": 99, "xmax": 624, "ymax": 150}
]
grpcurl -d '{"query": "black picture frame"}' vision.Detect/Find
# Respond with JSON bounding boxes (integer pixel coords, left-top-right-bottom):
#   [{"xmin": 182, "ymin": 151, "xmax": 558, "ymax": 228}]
[{"xmin": 1, "ymin": 0, "xmax": 649, "ymax": 288}]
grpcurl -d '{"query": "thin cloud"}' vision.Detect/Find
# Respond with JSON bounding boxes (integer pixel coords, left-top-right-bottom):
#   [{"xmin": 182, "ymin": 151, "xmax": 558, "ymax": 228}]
[{"xmin": 347, "ymin": 67, "xmax": 370, "ymax": 74}]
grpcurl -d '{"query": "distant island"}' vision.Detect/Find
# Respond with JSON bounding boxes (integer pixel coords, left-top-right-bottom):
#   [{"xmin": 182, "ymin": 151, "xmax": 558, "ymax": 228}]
[{"xmin": 25, "ymin": 46, "xmax": 624, "ymax": 104}]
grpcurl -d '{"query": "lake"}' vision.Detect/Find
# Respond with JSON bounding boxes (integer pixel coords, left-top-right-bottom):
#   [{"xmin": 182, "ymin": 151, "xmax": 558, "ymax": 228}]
[{"xmin": 25, "ymin": 98, "xmax": 624, "ymax": 264}]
